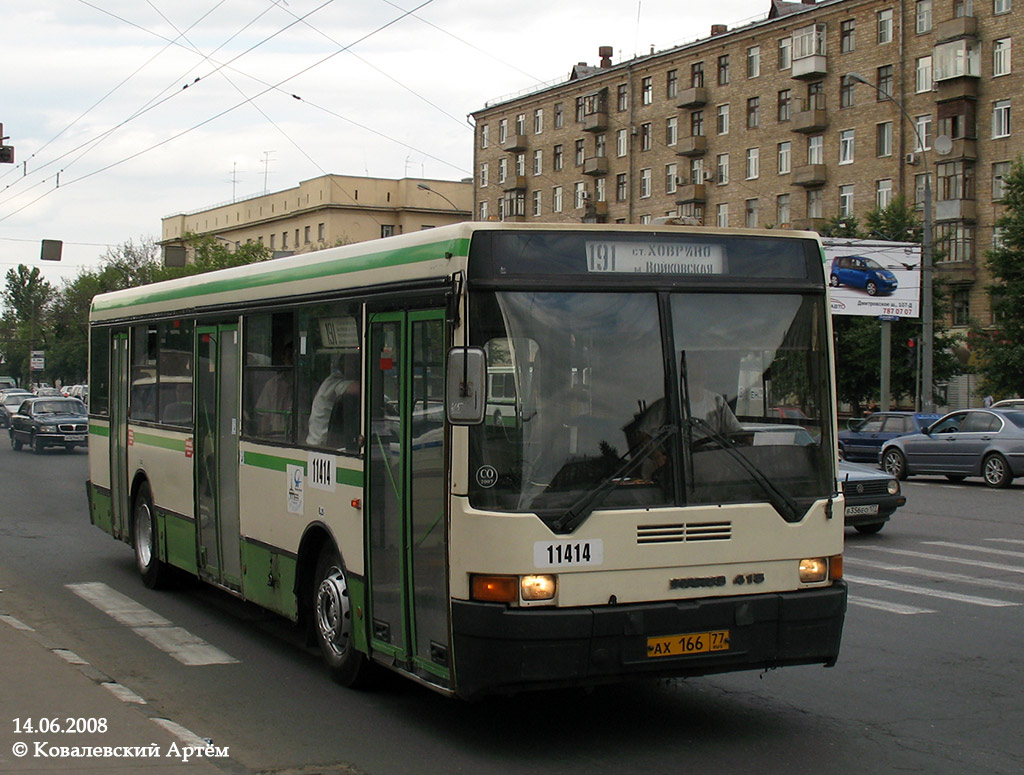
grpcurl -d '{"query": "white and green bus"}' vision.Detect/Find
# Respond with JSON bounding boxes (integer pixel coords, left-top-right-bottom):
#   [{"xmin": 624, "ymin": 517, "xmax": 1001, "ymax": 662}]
[{"xmin": 87, "ymin": 223, "xmax": 846, "ymax": 699}]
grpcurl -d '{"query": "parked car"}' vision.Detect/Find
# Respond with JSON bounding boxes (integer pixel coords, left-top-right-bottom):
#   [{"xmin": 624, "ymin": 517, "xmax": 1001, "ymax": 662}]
[
  {"xmin": 0, "ymin": 390, "xmax": 34, "ymax": 428},
  {"xmin": 8, "ymin": 397, "xmax": 89, "ymax": 453},
  {"xmin": 838, "ymin": 411, "xmax": 940, "ymax": 463},
  {"xmin": 829, "ymin": 255, "xmax": 899, "ymax": 296},
  {"xmin": 33, "ymin": 386, "xmax": 63, "ymax": 397},
  {"xmin": 838, "ymin": 459, "xmax": 905, "ymax": 534},
  {"xmin": 992, "ymin": 398, "xmax": 1024, "ymax": 410},
  {"xmin": 880, "ymin": 408, "xmax": 1024, "ymax": 488}
]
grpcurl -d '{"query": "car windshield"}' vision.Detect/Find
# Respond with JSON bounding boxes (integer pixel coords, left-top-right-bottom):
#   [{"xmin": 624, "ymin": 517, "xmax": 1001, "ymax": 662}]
[
  {"xmin": 34, "ymin": 400, "xmax": 86, "ymax": 415},
  {"xmin": 468, "ymin": 290, "xmax": 833, "ymax": 529}
]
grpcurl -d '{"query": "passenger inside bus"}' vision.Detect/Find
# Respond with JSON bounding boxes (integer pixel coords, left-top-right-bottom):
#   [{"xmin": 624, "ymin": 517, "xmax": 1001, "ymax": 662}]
[
  {"xmin": 254, "ymin": 341, "xmax": 294, "ymax": 438},
  {"xmin": 306, "ymin": 352, "xmax": 361, "ymax": 449}
]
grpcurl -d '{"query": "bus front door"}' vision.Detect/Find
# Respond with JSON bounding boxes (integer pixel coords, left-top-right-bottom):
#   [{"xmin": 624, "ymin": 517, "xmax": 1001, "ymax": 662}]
[
  {"xmin": 195, "ymin": 324, "xmax": 242, "ymax": 590},
  {"xmin": 366, "ymin": 310, "xmax": 450, "ymax": 685},
  {"xmin": 109, "ymin": 331, "xmax": 130, "ymax": 541}
]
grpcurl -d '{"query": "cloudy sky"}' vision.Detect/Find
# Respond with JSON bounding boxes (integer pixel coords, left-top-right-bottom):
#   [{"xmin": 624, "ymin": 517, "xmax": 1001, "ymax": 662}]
[{"xmin": 1, "ymin": 0, "xmax": 768, "ymax": 287}]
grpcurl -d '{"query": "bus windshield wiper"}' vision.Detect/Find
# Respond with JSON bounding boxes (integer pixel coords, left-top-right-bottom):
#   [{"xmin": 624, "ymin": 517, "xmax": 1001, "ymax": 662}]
[
  {"xmin": 687, "ymin": 417, "xmax": 803, "ymax": 523},
  {"xmin": 548, "ymin": 423, "xmax": 678, "ymax": 535}
]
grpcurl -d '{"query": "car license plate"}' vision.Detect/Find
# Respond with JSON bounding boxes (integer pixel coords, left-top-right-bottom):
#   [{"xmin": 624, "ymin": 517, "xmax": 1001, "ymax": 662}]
[
  {"xmin": 64, "ymin": 435, "xmax": 86, "ymax": 442},
  {"xmin": 647, "ymin": 629, "xmax": 730, "ymax": 658},
  {"xmin": 845, "ymin": 504, "xmax": 879, "ymax": 516}
]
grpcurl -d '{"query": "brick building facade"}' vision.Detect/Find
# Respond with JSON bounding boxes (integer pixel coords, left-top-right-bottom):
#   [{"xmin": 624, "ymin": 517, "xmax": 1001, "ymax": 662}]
[{"xmin": 471, "ymin": 0, "xmax": 1021, "ymax": 340}]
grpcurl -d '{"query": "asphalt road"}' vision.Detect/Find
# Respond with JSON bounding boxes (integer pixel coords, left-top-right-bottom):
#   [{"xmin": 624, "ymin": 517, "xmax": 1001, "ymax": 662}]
[{"xmin": 1, "ymin": 443, "xmax": 1022, "ymax": 775}]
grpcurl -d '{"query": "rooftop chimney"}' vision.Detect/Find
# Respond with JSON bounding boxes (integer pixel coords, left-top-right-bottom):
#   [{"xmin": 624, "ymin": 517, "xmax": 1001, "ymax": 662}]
[
  {"xmin": 711, "ymin": 24, "xmax": 728, "ymax": 36},
  {"xmin": 599, "ymin": 46, "xmax": 613, "ymax": 68}
]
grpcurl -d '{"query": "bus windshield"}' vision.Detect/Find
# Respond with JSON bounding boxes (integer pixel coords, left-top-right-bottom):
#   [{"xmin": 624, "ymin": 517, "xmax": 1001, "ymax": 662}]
[{"xmin": 469, "ymin": 290, "xmax": 833, "ymax": 528}]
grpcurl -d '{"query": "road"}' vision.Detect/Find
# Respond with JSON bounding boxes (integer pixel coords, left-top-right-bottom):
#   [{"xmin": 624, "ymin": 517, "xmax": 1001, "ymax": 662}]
[{"xmin": 1, "ymin": 443, "xmax": 1022, "ymax": 775}]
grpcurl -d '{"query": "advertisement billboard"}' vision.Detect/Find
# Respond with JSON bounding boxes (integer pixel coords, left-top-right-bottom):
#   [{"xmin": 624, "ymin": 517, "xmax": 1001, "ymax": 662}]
[{"xmin": 822, "ymin": 238, "xmax": 921, "ymax": 318}]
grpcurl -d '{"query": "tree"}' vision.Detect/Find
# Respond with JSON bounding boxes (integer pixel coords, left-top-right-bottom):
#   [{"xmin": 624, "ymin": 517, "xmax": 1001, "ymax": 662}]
[
  {"xmin": 1, "ymin": 265, "xmax": 53, "ymax": 385},
  {"xmin": 971, "ymin": 159, "xmax": 1024, "ymax": 397}
]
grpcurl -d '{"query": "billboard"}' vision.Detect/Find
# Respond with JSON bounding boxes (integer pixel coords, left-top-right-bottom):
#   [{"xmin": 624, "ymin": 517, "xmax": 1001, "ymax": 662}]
[{"xmin": 822, "ymin": 238, "xmax": 922, "ymax": 318}]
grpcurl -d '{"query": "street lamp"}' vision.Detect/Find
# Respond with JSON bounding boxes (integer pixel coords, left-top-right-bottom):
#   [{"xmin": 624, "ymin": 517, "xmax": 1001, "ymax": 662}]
[
  {"xmin": 417, "ymin": 182, "xmax": 462, "ymax": 211},
  {"xmin": 847, "ymin": 72, "xmax": 935, "ymax": 412}
]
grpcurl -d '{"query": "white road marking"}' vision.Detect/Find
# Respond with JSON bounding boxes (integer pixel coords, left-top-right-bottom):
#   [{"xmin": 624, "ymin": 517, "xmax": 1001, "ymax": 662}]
[
  {"xmin": 924, "ymin": 541, "xmax": 1024, "ymax": 559},
  {"xmin": 53, "ymin": 648, "xmax": 89, "ymax": 665},
  {"xmin": 67, "ymin": 582, "xmax": 238, "ymax": 666},
  {"xmin": 150, "ymin": 718, "xmax": 210, "ymax": 749},
  {"xmin": 848, "ymin": 597, "xmax": 936, "ymax": 615},
  {"xmin": 102, "ymin": 682, "xmax": 147, "ymax": 704},
  {"xmin": 853, "ymin": 546, "xmax": 1024, "ymax": 574},
  {"xmin": 0, "ymin": 614, "xmax": 34, "ymax": 631},
  {"xmin": 845, "ymin": 574, "xmax": 1019, "ymax": 608},
  {"xmin": 846, "ymin": 557, "xmax": 1024, "ymax": 593}
]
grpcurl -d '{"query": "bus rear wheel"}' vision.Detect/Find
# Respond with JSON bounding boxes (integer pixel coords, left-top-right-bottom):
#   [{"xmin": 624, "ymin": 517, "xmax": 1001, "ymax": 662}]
[
  {"xmin": 133, "ymin": 481, "xmax": 171, "ymax": 589},
  {"xmin": 313, "ymin": 546, "xmax": 370, "ymax": 688}
]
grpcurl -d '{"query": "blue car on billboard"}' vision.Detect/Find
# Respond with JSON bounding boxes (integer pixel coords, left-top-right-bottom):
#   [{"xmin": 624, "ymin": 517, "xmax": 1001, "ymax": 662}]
[{"xmin": 830, "ymin": 255, "xmax": 899, "ymax": 296}]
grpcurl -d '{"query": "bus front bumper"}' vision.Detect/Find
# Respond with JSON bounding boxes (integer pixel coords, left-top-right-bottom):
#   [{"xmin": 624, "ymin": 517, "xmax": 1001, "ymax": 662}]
[{"xmin": 450, "ymin": 582, "xmax": 847, "ymax": 699}]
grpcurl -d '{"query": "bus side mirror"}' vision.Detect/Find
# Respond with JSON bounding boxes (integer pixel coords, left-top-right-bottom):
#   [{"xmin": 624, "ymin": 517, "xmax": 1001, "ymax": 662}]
[{"xmin": 446, "ymin": 347, "xmax": 486, "ymax": 425}]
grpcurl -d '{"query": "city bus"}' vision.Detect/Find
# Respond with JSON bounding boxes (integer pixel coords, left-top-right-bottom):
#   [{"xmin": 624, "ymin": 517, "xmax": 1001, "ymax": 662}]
[{"xmin": 86, "ymin": 222, "xmax": 846, "ymax": 699}]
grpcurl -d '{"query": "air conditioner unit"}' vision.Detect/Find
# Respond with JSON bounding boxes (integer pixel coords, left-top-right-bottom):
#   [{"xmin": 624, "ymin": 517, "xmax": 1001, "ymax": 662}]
[
  {"xmin": 703, "ymin": 171, "xmax": 714, "ymax": 182},
  {"xmin": 905, "ymin": 152, "xmax": 920, "ymax": 166}
]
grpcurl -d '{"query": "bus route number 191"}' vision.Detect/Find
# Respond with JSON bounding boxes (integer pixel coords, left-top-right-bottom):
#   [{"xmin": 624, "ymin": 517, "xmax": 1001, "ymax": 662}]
[{"xmin": 534, "ymin": 539, "xmax": 604, "ymax": 568}]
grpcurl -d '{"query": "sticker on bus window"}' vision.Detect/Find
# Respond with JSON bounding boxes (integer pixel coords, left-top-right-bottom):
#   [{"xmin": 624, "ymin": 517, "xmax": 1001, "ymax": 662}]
[{"xmin": 287, "ymin": 464, "xmax": 304, "ymax": 515}]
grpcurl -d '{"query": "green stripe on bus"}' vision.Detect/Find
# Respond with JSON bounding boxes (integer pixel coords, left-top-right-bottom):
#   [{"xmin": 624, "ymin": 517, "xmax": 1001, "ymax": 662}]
[
  {"xmin": 90, "ymin": 425, "xmax": 110, "ymax": 437},
  {"xmin": 243, "ymin": 451, "xmax": 306, "ymax": 472},
  {"xmin": 132, "ymin": 432, "xmax": 187, "ymax": 452},
  {"xmin": 92, "ymin": 237, "xmax": 471, "ymax": 313}
]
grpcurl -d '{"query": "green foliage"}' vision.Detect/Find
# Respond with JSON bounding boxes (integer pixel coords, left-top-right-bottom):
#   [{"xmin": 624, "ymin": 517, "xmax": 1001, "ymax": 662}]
[
  {"xmin": 971, "ymin": 158, "xmax": 1024, "ymax": 397},
  {"xmin": 818, "ymin": 215, "xmax": 861, "ymax": 238},
  {"xmin": 1, "ymin": 265, "xmax": 54, "ymax": 384}
]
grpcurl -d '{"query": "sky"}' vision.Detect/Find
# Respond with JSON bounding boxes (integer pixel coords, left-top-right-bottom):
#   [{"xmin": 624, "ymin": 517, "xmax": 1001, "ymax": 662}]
[{"xmin": 0, "ymin": 0, "xmax": 770, "ymax": 289}]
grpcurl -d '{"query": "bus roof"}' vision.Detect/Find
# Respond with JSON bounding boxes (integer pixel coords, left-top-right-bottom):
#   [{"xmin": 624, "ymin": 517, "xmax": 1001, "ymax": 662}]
[{"xmin": 90, "ymin": 222, "xmax": 822, "ymax": 323}]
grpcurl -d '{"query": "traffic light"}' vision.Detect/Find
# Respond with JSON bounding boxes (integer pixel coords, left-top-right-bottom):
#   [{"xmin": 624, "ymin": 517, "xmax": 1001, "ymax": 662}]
[
  {"xmin": 0, "ymin": 145, "xmax": 13, "ymax": 164},
  {"xmin": 906, "ymin": 337, "xmax": 917, "ymax": 369}
]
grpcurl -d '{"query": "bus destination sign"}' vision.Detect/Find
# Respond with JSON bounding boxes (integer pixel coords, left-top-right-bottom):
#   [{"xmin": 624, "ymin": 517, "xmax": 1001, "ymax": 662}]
[{"xmin": 586, "ymin": 240, "xmax": 726, "ymax": 275}]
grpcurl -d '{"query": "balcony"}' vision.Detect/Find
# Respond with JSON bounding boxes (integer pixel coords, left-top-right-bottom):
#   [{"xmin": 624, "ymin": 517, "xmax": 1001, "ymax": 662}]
[
  {"xmin": 500, "ymin": 133, "xmax": 527, "ymax": 152},
  {"xmin": 791, "ymin": 54, "xmax": 827, "ymax": 80},
  {"xmin": 677, "ymin": 87, "xmax": 708, "ymax": 108},
  {"xmin": 936, "ymin": 262, "xmax": 977, "ymax": 284},
  {"xmin": 791, "ymin": 103, "xmax": 829, "ymax": 133},
  {"xmin": 935, "ymin": 77, "xmax": 978, "ymax": 102},
  {"xmin": 502, "ymin": 175, "xmax": 526, "ymax": 192},
  {"xmin": 583, "ymin": 156, "xmax": 609, "ymax": 176},
  {"xmin": 935, "ymin": 198, "xmax": 977, "ymax": 222},
  {"xmin": 583, "ymin": 201, "xmax": 609, "ymax": 223},
  {"xmin": 675, "ymin": 184, "xmax": 707, "ymax": 204},
  {"xmin": 939, "ymin": 137, "xmax": 978, "ymax": 161},
  {"xmin": 791, "ymin": 164, "xmax": 827, "ymax": 187},
  {"xmin": 583, "ymin": 110, "xmax": 608, "ymax": 132},
  {"xmin": 935, "ymin": 15, "xmax": 978, "ymax": 43},
  {"xmin": 676, "ymin": 136, "xmax": 708, "ymax": 156}
]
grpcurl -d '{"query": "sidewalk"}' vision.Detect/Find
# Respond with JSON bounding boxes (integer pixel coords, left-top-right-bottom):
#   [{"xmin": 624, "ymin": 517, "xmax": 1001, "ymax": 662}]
[{"xmin": 0, "ymin": 612, "xmax": 232, "ymax": 774}]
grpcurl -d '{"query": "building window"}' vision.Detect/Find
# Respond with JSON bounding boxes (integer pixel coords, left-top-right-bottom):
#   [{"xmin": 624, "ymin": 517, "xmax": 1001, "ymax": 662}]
[
  {"xmin": 938, "ymin": 161, "xmax": 973, "ymax": 200},
  {"xmin": 498, "ymin": 118, "xmax": 508, "ymax": 144},
  {"xmin": 746, "ymin": 147, "xmax": 760, "ymax": 179},
  {"xmin": 616, "ymin": 129, "xmax": 628, "ymax": 157},
  {"xmin": 993, "ymin": 161, "xmax": 1011, "ymax": 199},
  {"xmin": 553, "ymin": 144, "xmax": 563, "ymax": 171},
  {"xmin": 666, "ymin": 163, "xmax": 678, "ymax": 194},
  {"xmin": 515, "ymin": 113, "xmax": 526, "ymax": 136},
  {"xmin": 479, "ymin": 201, "xmax": 488, "ymax": 220},
  {"xmin": 667, "ymin": 68, "xmax": 678, "ymax": 98},
  {"xmin": 839, "ymin": 129, "xmax": 855, "ymax": 164},
  {"xmin": 533, "ymin": 150, "xmax": 543, "ymax": 176},
  {"xmin": 994, "ymin": 38, "xmax": 1011, "ymax": 77},
  {"xmin": 575, "ymin": 97, "xmax": 585, "ymax": 123},
  {"xmin": 839, "ymin": 185, "xmax": 855, "ymax": 217},
  {"xmin": 617, "ymin": 84, "xmax": 628, "ymax": 111},
  {"xmin": 841, "ymin": 19, "xmax": 856, "ymax": 53},
  {"xmin": 877, "ymin": 122, "xmax": 893, "ymax": 157},
  {"xmin": 716, "ymin": 202, "xmax": 729, "ymax": 227},
  {"xmin": 303, "ymin": 225, "xmax": 310, "ymax": 244},
  {"xmin": 640, "ymin": 123, "xmax": 653, "ymax": 150},
  {"xmin": 747, "ymin": 46, "xmax": 761, "ymax": 78},
  {"xmin": 840, "ymin": 75, "xmax": 855, "ymax": 108},
  {"xmin": 666, "ymin": 116, "xmax": 678, "ymax": 146},
  {"xmin": 691, "ymin": 61, "xmax": 704, "ymax": 88},
  {"xmin": 575, "ymin": 139, "xmax": 586, "ymax": 166},
  {"xmin": 877, "ymin": 65, "xmax": 894, "ymax": 99},
  {"xmin": 953, "ymin": 288, "xmax": 971, "ymax": 326},
  {"xmin": 691, "ymin": 110, "xmax": 705, "ymax": 136},
  {"xmin": 877, "ymin": 8, "xmax": 893, "ymax": 44},
  {"xmin": 642, "ymin": 76, "xmax": 653, "ymax": 105},
  {"xmin": 498, "ymin": 157, "xmax": 507, "ymax": 185},
  {"xmin": 995, "ymin": 0, "xmax": 1011, "ymax": 14},
  {"xmin": 317, "ymin": 223, "xmax": 325, "ymax": 241},
  {"xmin": 876, "ymin": 179, "xmax": 893, "ymax": 208},
  {"xmin": 480, "ymin": 162, "xmax": 489, "ymax": 188},
  {"xmin": 914, "ymin": 172, "xmax": 933, "ymax": 207},
  {"xmin": 595, "ymin": 134, "xmax": 606, "ymax": 158},
  {"xmin": 993, "ymin": 100, "xmax": 1012, "ymax": 138},
  {"xmin": 747, "ymin": 97, "xmax": 760, "ymax": 128},
  {"xmin": 745, "ymin": 199, "xmax": 759, "ymax": 228},
  {"xmin": 937, "ymin": 222, "xmax": 974, "ymax": 263},
  {"xmin": 778, "ymin": 141, "xmax": 792, "ymax": 174},
  {"xmin": 532, "ymin": 190, "xmax": 542, "ymax": 217},
  {"xmin": 533, "ymin": 108, "xmax": 543, "ymax": 134},
  {"xmin": 778, "ymin": 89, "xmax": 792, "ymax": 122},
  {"xmin": 554, "ymin": 103, "xmax": 563, "ymax": 128},
  {"xmin": 616, "ymin": 174, "xmax": 628, "ymax": 201},
  {"xmin": 778, "ymin": 37, "xmax": 792, "ymax": 69},
  {"xmin": 914, "ymin": 114, "xmax": 933, "ymax": 151},
  {"xmin": 717, "ymin": 104, "xmax": 730, "ymax": 135},
  {"xmin": 793, "ymin": 24, "xmax": 826, "ymax": 60},
  {"xmin": 718, "ymin": 54, "xmax": 730, "ymax": 85},
  {"xmin": 916, "ymin": 0, "xmax": 932, "ymax": 33},
  {"xmin": 515, "ymin": 152, "xmax": 525, "ymax": 177},
  {"xmin": 640, "ymin": 168, "xmax": 652, "ymax": 198},
  {"xmin": 807, "ymin": 188, "xmax": 823, "ymax": 219},
  {"xmin": 716, "ymin": 153, "xmax": 730, "ymax": 185},
  {"xmin": 574, "ymin": 182, "xmax": 586, "ymax": 209},
  {"xmin": 595, "ymin": 177, "xmax": 606, "ymax": 202},
  {"xmin": 916, "ymin": 56, "xmax": 933, "ymax": 93},
  {"xmin": 954, "ymin": 0, "xmax": 973, "ymax": 17},
  {"xmin": 689, "ymin": 157, "xmax": 705, "ymax": 184},
  {"xmin": 553, "ymin": 186, "xmax": 563, "ymax": 213},
  {"xmin": 480, "ymin": 124, "xmax": 489, "ymax": 149},
  {"xmin": 776, "ymin": 194, "xmax": 791, "ymax": 225},
  {"xmin": 935, "ymin": 39, "xmax": 981, "ymax": 80},
  {"xmin": 808, "ymin": 135, "xmax": 823, "ymax": 164}
]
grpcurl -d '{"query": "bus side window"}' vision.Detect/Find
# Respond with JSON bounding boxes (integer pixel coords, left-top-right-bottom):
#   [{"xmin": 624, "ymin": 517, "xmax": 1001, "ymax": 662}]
[{"xmin": 244, "ymin": 312, "xmax": 295, "ymax": 442}]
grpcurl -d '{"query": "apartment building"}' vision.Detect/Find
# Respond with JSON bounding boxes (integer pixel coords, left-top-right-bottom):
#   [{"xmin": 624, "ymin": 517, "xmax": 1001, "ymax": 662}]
[
  {"xmin": 471, "ymin": 0, "xmax": 1021, "ymax": 336},
  {"xmin": 161, "ymin": 173, "xmax": 472, "ymax": 259}
]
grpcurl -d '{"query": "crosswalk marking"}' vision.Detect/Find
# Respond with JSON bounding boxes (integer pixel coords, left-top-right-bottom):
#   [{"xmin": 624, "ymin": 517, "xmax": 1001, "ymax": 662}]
[
  {"xmin": 848, "ymin": 598, "xmax": 936, "ymax": 615},
  {"xmin": 854, "ymin": 546, "xmax": 1024, "ymax": 574},
  {"xmin": 844, "ymin": 574, "xmax": 1019, "ymax": 607},
  {"xmin": 923, "ymin": 541, "xmax": 1024, "ymax": 560},
  {"xmin": 67, "ymin": 582, "xmax": 238, "ymax": 666},
  {"xmin": 846, "ymin": 557, "xmax": 1024, "ymax": 594}
]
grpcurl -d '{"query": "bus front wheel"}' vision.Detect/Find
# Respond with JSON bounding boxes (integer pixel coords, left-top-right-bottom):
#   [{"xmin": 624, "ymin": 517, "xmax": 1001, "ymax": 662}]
[{"xmin": 313, "ymin": 546, "xmax": 370, "ymax": 687}]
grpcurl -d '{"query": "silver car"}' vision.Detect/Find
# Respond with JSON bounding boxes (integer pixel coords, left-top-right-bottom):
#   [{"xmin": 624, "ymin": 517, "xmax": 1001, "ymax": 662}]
[{"xmin": 880, "ymin": 408, "xmax": 1024, "ymax": 488}]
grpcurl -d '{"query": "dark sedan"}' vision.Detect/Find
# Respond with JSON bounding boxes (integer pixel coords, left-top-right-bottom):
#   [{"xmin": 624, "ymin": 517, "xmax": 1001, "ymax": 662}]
[
  {"xmin": 838, "ymin": 459, "xmax": 905, "ymax": 534},
  {"xmin": 838, "ymin": 411, "xmax": 940, "ymax": 462},
  {"xmin": 880, "ymin": 408, "xmax": 1024, "ymax": 488},
  {"xmin": 0, "ymin": 390, "xmax": 34, "ymax": 428},
  {"xmin": 8, "ymin": 397, "xmax": 89, "ymax": 454}
]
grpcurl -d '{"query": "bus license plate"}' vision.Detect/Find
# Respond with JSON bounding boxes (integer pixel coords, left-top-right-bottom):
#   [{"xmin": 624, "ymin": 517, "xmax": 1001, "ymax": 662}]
[
  {"xmin": 845, "ymin": 504, "xmax": 879, "ymax": 516},
  {"xmin": 647, "ymin": 630, "xmax": 730, "ymax": 658}
]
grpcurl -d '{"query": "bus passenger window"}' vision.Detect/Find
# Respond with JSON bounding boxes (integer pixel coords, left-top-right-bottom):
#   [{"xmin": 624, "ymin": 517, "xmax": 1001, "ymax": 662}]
[{"xmin": 244, "ymin": 312, "xmax": 295, "ymax": 442}]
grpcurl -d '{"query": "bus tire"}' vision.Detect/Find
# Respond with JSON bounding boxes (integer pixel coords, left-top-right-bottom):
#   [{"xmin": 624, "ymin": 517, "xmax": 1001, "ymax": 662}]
[
  {"xmin": 313, "ymin": 546, "xmax": 369, "ymax": 688},
  {"xmin": 133, "ymin": 481, "xmax": 170, "ymax": 589}
]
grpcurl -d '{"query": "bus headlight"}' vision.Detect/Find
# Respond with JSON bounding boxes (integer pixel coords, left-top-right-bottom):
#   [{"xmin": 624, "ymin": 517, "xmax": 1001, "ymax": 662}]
[
  {"xmin": 521, "ymin": 574, "xmax": 556, "ymax": 601},
  {"xmin": 799, "ymin": 557, "xmax": 829, "ymax": 583}
]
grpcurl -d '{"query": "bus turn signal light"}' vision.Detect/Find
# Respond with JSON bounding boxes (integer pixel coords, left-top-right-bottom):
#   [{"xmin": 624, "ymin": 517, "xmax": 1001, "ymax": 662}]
[
  {"xmin": 829, "ymin": 554, "xmax": 843, "ymax": 580},
  {"xmin": 471, "ymin": 575, "xmax": 518, "ymax": 603}
]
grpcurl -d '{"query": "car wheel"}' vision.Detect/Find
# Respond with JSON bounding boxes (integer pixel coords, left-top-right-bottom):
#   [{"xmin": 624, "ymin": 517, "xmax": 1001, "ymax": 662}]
[
  {"xmin": 855, "ymin": 522, "xmax": 885, "ymax": 535},
  {"xmin": 882, "ymin": 448, "xmax": 908, "ymax": 480},
  {"xmin": 32, "ymin": 434, "xmax": 45, "ymax": 454},
  {"xmin": 829, "ymin": 275, "xmax": 841, "ymax": 287},
  {"xmin": 982, "ymin": 453, "xmax": 1013, "ymax": 488},
  {"xmin": 133, "ymin": 481, "xmax": 172, "ymax": 589},
  {"xmin": 866, "ymin": 281, "xmax": 878, "ymax": 296},
  {"xmin": 313, "ymin": 545, "xmax": 370, "ymax": 688}
]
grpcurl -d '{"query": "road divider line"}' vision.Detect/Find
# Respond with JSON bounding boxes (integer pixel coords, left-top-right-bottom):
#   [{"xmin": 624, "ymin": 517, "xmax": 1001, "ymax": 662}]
[
  {"xmin": 67, "ymin": 582, "xmax": 238, "ymax": 666},
  {"xmin": 845, "ymin": 574, "xmax": 1019, "ymax": 607},
  {"xmin": 848, "ymin": 597, "xmax": 936, "ymax": 615}
]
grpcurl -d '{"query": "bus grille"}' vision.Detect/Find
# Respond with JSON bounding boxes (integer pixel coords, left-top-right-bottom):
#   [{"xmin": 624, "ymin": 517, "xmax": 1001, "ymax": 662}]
[{"xmin": 637, "ymin": 521, "xmax": 732, "ymax": 544}]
